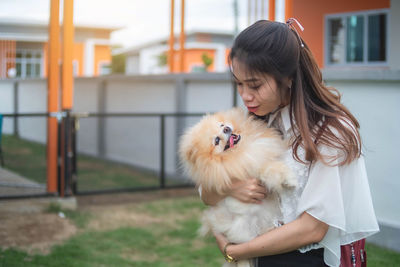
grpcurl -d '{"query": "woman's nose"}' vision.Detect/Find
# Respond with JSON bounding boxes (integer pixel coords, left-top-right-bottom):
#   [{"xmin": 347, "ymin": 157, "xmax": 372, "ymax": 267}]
[{"xmin": 239, "ymin": 87, "xmax": 253, "ymax": 102}]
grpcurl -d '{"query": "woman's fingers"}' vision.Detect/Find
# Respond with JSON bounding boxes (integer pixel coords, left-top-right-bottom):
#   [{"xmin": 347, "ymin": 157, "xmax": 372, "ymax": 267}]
[
  {"xmin": 229, "ymin": 178, "xmax": 268, "ymax": 203},
  {"xmin": 251, "ymin": 192, "xmax": 266, "ymax": 201},
  {"xmin": 249, "ymin": 179, "xmax": 268, "ymax": 197},
  {"xmin": 255, "ymin": 185, "xmax": 268, "ymax": 195}
]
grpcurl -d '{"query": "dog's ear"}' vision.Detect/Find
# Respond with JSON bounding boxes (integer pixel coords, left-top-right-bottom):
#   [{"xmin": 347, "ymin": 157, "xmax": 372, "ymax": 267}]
[
  {"xmin": 179, "ymin": 132, "xmax": 196, "ymax": 164},
  {"xmin": 185, "ymin": 146, "xmax": 197, "ymax": 163}
]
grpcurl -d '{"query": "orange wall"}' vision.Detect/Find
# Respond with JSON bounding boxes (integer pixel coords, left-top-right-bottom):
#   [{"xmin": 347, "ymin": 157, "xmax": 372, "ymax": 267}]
[
  {"xmin": 293, "ymin": 0, "xmax": 390, "ymax": 68},
  {"xmin": 225, "ymin": 48, "xmax": 231, "ymax": 65},
  {"xmin": 94, "ymin": 45, "xmax": 111, "ymax": 76},
  {"xmin": 43, "ymin": 42, "xmax": 84, "ymax": 77},
  {"xmin": 73, "ymin": 43, "xmax": 84, "ymax": 76},
  {"xmin": 0, "ymin": 40, "xmax": 16, "ymax": 78}
]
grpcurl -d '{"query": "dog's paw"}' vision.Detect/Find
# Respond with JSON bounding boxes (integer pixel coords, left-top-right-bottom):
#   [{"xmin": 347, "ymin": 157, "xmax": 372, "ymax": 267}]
[
  {"xmin": 282, "ymin": 169, "xmax": 297, "ymax": 189},
  {"xmin": 198, "ymin": 223, "xmax": 211, "ymax": 237},
  {"xmin": 260, "ymin": 162, "xmax": 297, "ymax": 193}
]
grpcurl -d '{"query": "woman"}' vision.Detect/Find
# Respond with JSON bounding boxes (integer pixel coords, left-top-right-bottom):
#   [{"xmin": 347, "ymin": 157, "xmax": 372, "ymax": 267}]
[{"xmin": 201, "ymin": 19, "xmax": 379, "ymax": 267}]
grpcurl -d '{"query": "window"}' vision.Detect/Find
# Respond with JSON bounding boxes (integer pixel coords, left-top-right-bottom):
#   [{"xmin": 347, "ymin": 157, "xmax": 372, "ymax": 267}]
[
  {"xmin": 98, "ymin": 62, "xmax": 111, "ymax": 75},
  {"xmin": 73, "ymin": 60, "xmax": 79, "ymax": 76},
  {"xmin": 13, "ymin": 49, "xmax": 43, "ymax": 78},
  {"xmin": 326, "ymin": 10, "xmax": 388, "ymax": 66}
]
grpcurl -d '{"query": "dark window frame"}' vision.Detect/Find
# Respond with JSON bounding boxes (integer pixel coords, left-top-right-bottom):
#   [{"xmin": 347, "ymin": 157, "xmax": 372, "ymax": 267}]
[{"xmin": 324, "ymin": 9, "xmax": 389, "ymax": 67}]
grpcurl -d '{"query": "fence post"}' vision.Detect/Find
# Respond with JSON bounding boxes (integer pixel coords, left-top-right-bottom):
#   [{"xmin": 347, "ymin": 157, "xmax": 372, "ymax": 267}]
[
  {"xmin": 71, "ymin": 116, "xmax": 78, "ymax": 194},
  {"xmin": 97, "ymin": 79, "xmax": 106, "ymax": 159},
  {"xmin": 160, "ymin": 114, "xmax": 166, "ymax": 188},
  {"xmin": 13, "ymin": 81, "xmax": 19, "ymax": 137},
  {"xmin": 60, "ymin": 111, "xmax": 74, "ymax": 197}
]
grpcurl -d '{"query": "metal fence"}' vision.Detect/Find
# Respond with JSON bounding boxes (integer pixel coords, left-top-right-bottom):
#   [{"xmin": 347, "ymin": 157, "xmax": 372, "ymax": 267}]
[
  {"xmin": 0, "ymin": 113, "xmax": 53, "ymax": 199},
  {"xmin": 0, "ymin": 111, "xmax": 204, "ymax": 199}
]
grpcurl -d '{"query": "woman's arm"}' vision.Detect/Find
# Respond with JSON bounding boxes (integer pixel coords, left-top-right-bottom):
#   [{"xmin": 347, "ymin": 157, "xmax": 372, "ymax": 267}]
[
  {"xmin": 201, "ymin": 178, "xmax": 268, "ymax": 206},
  {"xmin": 215, "ymin": 212, "xmax": 329, "ymax": 260}
]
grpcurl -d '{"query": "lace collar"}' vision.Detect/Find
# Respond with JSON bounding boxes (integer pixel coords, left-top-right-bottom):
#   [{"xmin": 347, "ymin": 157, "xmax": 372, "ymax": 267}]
[{"xmin": 266, "ymin": 105, "xmax": 292, "ymax": 134}]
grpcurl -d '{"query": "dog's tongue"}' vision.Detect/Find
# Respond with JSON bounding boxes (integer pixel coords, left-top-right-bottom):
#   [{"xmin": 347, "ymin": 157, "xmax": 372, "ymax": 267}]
[{"xmin": 229, "ymin": 135, "xmax": 234, "ymax": 148}]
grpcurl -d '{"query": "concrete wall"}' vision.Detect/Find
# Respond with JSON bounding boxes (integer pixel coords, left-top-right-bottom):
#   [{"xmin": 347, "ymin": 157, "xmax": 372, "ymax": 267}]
[
  {"xmin": 0, "ymin": 81, "xmax": 15, "ymax": 134},
  {"xmin": 0, "ymin": 71, "xmax": 399, "ymax": 250},
  {"xmin": 126, "ymin": 55, "xmax": 140, "ymax": 74},
  {"xmin": 18, "ymin": 79, "xmax": 47, "ymax": 143}
]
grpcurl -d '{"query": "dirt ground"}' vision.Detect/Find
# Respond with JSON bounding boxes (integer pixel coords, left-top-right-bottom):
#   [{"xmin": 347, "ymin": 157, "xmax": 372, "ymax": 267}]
[{"xmin": 0, "ymin": 187, "xmax": 197, "ymax": 254}]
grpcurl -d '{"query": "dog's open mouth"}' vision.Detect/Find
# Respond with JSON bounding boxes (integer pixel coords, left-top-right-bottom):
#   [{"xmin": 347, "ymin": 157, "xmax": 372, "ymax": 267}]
[{"xmin": 224, "ymin": 134, "xmax": 241, "ymax": 151}]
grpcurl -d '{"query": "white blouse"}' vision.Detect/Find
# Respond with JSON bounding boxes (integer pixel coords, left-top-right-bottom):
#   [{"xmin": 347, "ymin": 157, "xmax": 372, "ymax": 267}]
[{"xmin": 268, "ymin": 106, "xmax": 380, "ymax": 267}]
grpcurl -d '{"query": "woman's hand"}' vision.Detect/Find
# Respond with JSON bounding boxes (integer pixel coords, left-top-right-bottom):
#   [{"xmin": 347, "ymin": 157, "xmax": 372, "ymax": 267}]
[
  {"xmin": 212, "ymin": 212, "xmax": 329, "ymax": 262},
  {"xmin": 213, "ymin": 232, "xmax": 243, "ymax": 261},
  {"xmin": 214, "ymin": 231, "xmax": 230, "ymax": 254},
  {"xmin": 201, "ymin": 178, "xmax": 267, "ymax": 206},
  {"xmin": 227, "ymin": 178, "xmax": 267, "ymax": 204}
]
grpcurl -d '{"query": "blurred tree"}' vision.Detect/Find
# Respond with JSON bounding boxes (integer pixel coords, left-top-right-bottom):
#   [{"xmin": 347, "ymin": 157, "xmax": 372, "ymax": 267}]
[
  {"xmin": 201, "ymin": 53, "xmax": 213, "ymax": 71},
  {"xmin": 111, "ymin": 53, "xmax": 126, "ymax": 74},
  {"xmin": 157, "ymin": 52, "xmax": 168, "ymax": 67}
]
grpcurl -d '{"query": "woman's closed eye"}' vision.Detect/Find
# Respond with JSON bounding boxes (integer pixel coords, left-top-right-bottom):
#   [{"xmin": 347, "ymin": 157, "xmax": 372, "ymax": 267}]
[
  {"xmin": 249, "ymin": 83, "xmax": 262, "ymax": 90},
  {"xmin": 234, "ymin": 82, "xmax": 260, "ymax": 90}
]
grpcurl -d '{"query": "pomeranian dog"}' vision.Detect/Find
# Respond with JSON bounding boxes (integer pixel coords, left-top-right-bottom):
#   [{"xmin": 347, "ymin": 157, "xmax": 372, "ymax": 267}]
[{"xmin": 179, "ymin": 108, "xmax": 297, "ymax": 267}]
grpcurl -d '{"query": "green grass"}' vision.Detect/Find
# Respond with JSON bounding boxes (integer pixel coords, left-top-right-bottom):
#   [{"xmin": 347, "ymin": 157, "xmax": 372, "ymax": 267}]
[
  {"xmin": 0, "ymin": 197, "xmax": 223, "ymax": 267},
  {"xmin": 1, "ymin": 135, "xmax": 47, "ymax": 184},
  {"xmin": 366, "ymin": 243, "xmax": 400, "ymax": 267},
  {"xmin": 75, "ymin": 154, "xmax": 160, "ymax": 191},
  {"xmin": 0, "ymin": 196, "xmax": 399, "ymax": 267},
  {"xmin": 0, "ymin": 227, "xmax": 221, "ymax": 267},
  {"xmin": 1, "ymin": 134, "xmax": 187, "ymax": 191}
]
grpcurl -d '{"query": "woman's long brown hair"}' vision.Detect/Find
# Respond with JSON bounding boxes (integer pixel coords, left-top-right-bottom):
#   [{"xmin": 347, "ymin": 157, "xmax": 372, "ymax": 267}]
[{"xmin": 229, "ymin": 20, "xmax": 361, "ymax": 166}]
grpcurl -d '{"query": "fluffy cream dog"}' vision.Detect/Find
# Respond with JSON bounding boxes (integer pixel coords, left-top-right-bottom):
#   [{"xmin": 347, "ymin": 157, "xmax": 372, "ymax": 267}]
[{"xmin": 179, "ymin": 108, "xmax": 297, "ymax": 267}]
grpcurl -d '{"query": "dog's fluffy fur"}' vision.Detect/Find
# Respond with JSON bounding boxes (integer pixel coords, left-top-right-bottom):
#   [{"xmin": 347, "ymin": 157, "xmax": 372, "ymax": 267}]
[{"xmin": 179, "ymin": 108, "xmax": 297, "ymax": 267}]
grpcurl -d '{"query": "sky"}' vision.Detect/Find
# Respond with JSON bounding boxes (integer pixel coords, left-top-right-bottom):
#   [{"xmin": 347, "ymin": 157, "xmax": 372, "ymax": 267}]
[{"xmin": 0, "ymin": 0, "xmax": 285, "ymax": 49}]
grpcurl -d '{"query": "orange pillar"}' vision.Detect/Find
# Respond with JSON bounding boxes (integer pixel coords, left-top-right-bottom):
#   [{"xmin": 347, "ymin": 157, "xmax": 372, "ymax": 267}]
[
  {"xmin": 284, "ymin": 0, "xmax": 293, "ymax": 21},
  {"xmin": 269, "ymin": 0, "xmax": 275, "ymax": 21},
  {"xmin": 47, "ymin": 0, "xmax": 60, "ymax": 194},
  {"xmin": 60, "ymin": 0, "xmax": 74, "ymax": 197},
  {"xmin": 62, "ymin": 0, "xmax": 74, "ymax": 110},
  {"xmin": 179, "ymin": 0, "xmax": 185, "ymax": 72},
  {"xmin": 169, "ymin": 0, "xmax": 175, "ymax": 73}
]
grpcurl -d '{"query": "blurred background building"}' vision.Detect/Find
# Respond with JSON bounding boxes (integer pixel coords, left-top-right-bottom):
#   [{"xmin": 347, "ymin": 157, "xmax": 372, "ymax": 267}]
[
  {"xmin": 113, "ymin": 0, "xmax": 395, "ymax": 75},
  {"xmin": 292, "ymin": 0, "xmax": 394, "ymax": 69},
  {"xmin": 118, "ymin": 30, "xmax": 233, "ymax": 75},
  {"xmin": 0, "ymin": 18, "xmax": 118, "ymax": 79}
]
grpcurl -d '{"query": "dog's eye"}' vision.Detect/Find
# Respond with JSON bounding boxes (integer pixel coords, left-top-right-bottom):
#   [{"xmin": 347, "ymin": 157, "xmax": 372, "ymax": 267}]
[
  {"xmin": 220, "ymin": 124, "xmax": 224, "ymax": 127},
  {"xmin": 214, "ymin": 136, "xmax": 220, "ymax": 146}
]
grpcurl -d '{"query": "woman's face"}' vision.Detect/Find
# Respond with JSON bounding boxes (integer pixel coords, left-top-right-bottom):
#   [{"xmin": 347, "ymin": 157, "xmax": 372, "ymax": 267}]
[{"xmin": 231, "ymin": 59, "xmax": 286, "ymax": 116}]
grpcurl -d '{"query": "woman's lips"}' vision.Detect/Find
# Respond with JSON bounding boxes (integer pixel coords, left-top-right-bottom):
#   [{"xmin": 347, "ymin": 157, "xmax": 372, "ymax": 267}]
[{"xmin": 247, "ymin": 106, "xmax": 258, "ymax": 113}]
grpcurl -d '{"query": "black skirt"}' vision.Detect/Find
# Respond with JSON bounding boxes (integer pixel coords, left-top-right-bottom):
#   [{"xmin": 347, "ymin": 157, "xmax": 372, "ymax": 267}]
[{"xmin": 256, "ymin": 248, "xmax": 328, "ymax": 267}]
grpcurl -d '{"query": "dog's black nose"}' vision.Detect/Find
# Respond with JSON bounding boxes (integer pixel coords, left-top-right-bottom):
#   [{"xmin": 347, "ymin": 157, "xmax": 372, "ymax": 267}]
[{"xmin": 223, "ymin": 126, "xmax": 231, "ymax": 134}]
